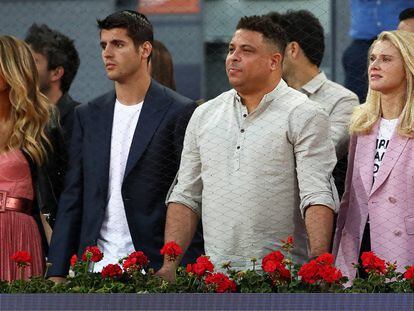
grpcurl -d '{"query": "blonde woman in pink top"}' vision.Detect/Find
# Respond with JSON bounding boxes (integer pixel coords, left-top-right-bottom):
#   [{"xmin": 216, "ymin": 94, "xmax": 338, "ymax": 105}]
[{"xmin": 0, "ymin": 35, "xmax": 54, "ymax": 281}]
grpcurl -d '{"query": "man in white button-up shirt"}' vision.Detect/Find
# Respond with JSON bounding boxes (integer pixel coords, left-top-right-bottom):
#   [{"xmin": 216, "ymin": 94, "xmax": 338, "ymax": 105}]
[
  {"xmin": 269, "ymin": 10, "xmax": 358, "ymax": 196},
  {"xmin": 270, "ymin": 10, "xmax": 359, "ymax": 161},
  {"xmin": 158, "ymin": 15, "xmax": 338, "ymax": 281}
]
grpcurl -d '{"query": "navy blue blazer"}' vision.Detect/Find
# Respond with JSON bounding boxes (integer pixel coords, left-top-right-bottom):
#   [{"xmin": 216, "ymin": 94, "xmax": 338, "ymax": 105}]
[{"xmin": 47, "ymin": 80, "xmax": 204, "ymax": 276}]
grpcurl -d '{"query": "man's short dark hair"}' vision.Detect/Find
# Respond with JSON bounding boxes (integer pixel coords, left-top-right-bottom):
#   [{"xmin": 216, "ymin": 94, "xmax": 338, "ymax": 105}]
[
  {"xmin": 236, "ymin": 15, "xmax": 287, "ymax": 53},
  {"xmin": 97, "ymin": 10, "xmax": 153, "ymax": 48},
  {"xmin": 269, "ymin": 10, "xmax": 325, "ymax": 67},
  {"xmin": 25, "ymin": 23, "xmax": 80, "ymax": 93},
  {"xmin": 399, "ymin": 8, "xmax": 414, "ymax": 21}
]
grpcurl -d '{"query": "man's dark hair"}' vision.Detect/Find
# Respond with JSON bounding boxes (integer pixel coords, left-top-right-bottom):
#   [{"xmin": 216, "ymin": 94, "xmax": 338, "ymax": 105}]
[
  {"xmin": 97, "ymin": 10, "xmax": 153, "ymax": 48},
  {"xmin": 399, "ymin": 8, "xmax": 414, "ymax": 21},
  {"xmin": 236, "ymin": 15, "xmax": 287, "ymax": 53},
  {"xmin": 267, "ymin": 11, "xmax": 284, "ymax": 26},
  {"xmin": 25, "ymin": 23, "xmax": 80, "ymax": 93},
  {"xmin": 269, "ymin": 10, "xmax": 325, "ymax": 67}
]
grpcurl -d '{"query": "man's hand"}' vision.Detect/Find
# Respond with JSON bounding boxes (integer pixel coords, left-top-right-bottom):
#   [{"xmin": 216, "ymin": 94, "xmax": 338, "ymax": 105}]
[
  {"xmin": 48, "ymin": 276, "xmax": 66, "ymax": 284},
  {"xmin": 155, "ymin": 265, "xmax": 177, "ymax": 283},
  {"xmin": 156, "ymin": 202, "xmax": 199, "ymax": 283}
]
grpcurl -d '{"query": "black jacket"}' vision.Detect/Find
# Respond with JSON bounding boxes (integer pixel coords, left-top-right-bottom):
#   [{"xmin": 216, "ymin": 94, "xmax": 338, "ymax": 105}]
[
  {"xmin": 56, "ymin": 93, "xmax": 81, "ymax": 147},
  {"xmin": 23, "ymin": 110, "xmax": 67, "ymax": 250}
]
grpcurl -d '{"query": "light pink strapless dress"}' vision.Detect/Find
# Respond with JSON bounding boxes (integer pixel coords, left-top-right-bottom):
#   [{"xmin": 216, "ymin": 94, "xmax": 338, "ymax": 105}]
[{"xmin": 0, "ymin": 149, "xmax": 45, "ymax": 281}]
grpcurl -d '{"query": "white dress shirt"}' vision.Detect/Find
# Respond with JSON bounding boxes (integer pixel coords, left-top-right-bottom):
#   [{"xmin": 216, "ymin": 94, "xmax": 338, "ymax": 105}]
[
  {"xmin": 300, "ymin": 72, "xmax": 359, "ymax": 160},
  {"xmin": 168, "ymin": 80, "xmax": 337, "ymax": 270}
]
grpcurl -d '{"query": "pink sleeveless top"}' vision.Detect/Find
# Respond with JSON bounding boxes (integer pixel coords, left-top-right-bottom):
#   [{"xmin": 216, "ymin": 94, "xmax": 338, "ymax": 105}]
[{"xmin": 0, "ymin": 149, "xmax": 34, "ymax": 200}]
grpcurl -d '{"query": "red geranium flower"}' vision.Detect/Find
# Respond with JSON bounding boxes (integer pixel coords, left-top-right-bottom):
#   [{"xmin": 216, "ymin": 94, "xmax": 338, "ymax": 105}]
[
  {"xmin": 263, "ymin": 260, "xmax": 291, "ymax": 280},
  {"xmin": 11, "ymin": 251, "xmax": 32, "ymax": 268},
  {"xmin": 82, "ymin": 246, "xmax": 104, "ymax": 263},
  {"xmin": 315, "ymin": 253, "xmax": 334, "ymax": 266},
  {"xmin": 298, "ymin": 260, "xmax": 319, "ymax": 284},
  {"xmin": 187, "ymin": 256, "xmax": 214, "ymax": 277},
  {"xmin": 122, "ymin": 251, "xmax": 149, "ymax": 272},
  {"xmin": 205, "ymin": 272, "xmax": 236, "ymax": 293},
  {"xmin": 262, "ymin": 251, "xmax": 284, "ymax": 266},
  {"xmin": 360, "ymin": 251, "xmax": 386, "ymax": 274},
  {"xmin": 319, "ymin": 265, "xmax": 342, "ymax": 284},
  {"xmin": 70, "ymin": 254, "xmax": 78, "ymax": 267},
  {"xmin": 298, "ymin": 253, "xmax": 342, "ymax": 285},
  {"xmin": 404, "ymin": 266, "xmax": 414, "ymax": 282},
  {"xmin": 281, "ymin": 236, "xmax": 294, "ymax": 252},
  {"xmin": 101, "ymin": 264, "xmax": 123, "ymax": 279},
  {"xmin": 262, "ymin": 251, "xmax": 291, "ymax": 281},
  {"xmin": 160, "ymin": 241, "xmax": 182, "ymax": 262}
]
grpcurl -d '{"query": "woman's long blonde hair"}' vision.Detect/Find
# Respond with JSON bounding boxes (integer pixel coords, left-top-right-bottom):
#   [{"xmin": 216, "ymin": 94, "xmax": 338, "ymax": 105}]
[
  {"xmin": 349, "ymin": 30, "xmax": 414, "ymax": 137},
  {"xmin": 0, "ymin": 35, "xmax": 51, "ymax": 165}
]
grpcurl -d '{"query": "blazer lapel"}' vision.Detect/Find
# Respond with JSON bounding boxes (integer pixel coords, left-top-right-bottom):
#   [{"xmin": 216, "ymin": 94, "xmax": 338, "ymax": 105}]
[
  {"xmin": 92, "ymin": 91, "xmax": 116, "ymax": 196},
  {"xmin": 358, "ymin": 122, "xmax": 379, "ymax": 196},
  {"xmin": 370, "ymin": 128, "xmax": 409, "ymax": 196},
  {"xmin": 123, "ymin": 81, "xmax": 171, "ymax": 179}
]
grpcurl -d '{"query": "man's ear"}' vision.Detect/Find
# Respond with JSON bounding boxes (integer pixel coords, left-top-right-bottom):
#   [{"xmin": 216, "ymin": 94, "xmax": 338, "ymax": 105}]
[
  {"xmin": 50, "ymin": 66, "xmax": 64, "ymax": 83},
  {"xmin": 286, "ymin": 41, "xmax": 300, "ymax": 59},
  {"xmin": 270, "ymin": 52, "xmax": 283, "ymax": 71},
  {"xmin": 140, "ymin": 41, "xmax": 152, "ymax": 61}
]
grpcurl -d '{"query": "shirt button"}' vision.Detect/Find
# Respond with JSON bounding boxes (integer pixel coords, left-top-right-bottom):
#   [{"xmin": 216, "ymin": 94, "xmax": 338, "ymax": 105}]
[
  {"xmin": 236, "ymin": 146, "xmax": 240, "ymax": 149},
  {"xmin": 388, "ymin": 197, "xmax": 397, "ymax": 204},
  {"xmin": 240, "ymin": 129, "xmax": 245, "ymax": 133},
  {"xmin": 393, "ymin": 229, "xmax": 402, "ymax": 236}
]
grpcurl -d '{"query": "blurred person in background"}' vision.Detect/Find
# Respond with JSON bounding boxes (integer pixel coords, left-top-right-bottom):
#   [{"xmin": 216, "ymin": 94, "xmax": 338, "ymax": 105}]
[
  {"xmin": 149, "ymin": 40, "xmax": 176, "ymax": 90},
  {"xmin": 47, "ymin": 10, "xmax": 203, "ymax": 283},
  {"xmin": 398, "ymin": 8, "xmax": 414, "ymax": 32},
  {"xmin": 269, "ymin": 10, "xmax": 358, "ymax": 197},
  {"xmin": 25, "ymin": 24, "xmax": 81, "ymax": 147},
  {"xmin": 342, "ymin": 0, "xmax": 414, "ymax": 103},
  {"xmin": 334, "ymin": 30, "xmax": 414, "ymax": 281},
  {"xmin": 0, "ymin": 35, "xmax": 64, "ymax": 281},
  {"xmin": 157, "ymin": 15, "xmax": 337, "ymax": 282}
]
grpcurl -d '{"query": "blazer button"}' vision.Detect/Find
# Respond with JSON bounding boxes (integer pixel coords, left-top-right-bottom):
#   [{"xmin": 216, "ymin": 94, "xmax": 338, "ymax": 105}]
[
  {"xmin": 388, "ymin": 197, "xmax": 397, "ymax": 204},
  {"xmin": 393, "ymin": 229, "xmax": 402, "ymax": 236}
]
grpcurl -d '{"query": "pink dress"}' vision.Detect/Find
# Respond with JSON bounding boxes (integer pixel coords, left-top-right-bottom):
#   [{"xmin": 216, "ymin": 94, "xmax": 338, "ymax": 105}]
[{"xmin": 0, "ymin": 149, "xmax": 45, "ymax": 281}]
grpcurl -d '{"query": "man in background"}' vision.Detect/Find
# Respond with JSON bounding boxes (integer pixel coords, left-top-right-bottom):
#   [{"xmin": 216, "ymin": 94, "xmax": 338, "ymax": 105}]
[
  {"xmin": 341, "ymin": 0, "xmax": 414, "ymax": 102},
  {"xmin": 398, "ymin": 8, "xmax": 414, "ymax": 32},
  {"xmin": 25, "ymin": 24, "xmax": 81, "ymax": 145},
  {"xmin": 269, "ymin": 10, "xmax": 358, "ymax": 196}
]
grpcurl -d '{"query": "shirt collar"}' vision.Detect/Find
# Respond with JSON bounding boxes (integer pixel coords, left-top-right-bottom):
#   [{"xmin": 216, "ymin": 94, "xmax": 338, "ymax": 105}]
[
  {"xmin": 300, "ymin": 71, "xmax": 327, "ymax": 95},
  {"xmin": 262, "ymin": 79, "xmax": 288, "ymax": 103},
  {"xmin": 234, "ymin": 79, "xmax": 288, "ymax": 107}
]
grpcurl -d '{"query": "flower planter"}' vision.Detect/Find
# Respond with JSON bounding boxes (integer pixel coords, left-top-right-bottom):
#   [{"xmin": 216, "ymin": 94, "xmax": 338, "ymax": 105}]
[{"xmin": 1, "ymin": 293, "xmax": 413, "ymax": 310}]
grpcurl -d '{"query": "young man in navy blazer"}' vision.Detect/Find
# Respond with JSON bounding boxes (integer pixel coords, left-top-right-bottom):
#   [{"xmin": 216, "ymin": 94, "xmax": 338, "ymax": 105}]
[{"xmin": 47, "ymin": 10, "xmax": 203, "ymax": 281}]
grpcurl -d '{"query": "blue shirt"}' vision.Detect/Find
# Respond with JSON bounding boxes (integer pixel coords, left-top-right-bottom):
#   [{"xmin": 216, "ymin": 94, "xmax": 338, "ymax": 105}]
[{"xmin": 350, "ymin": 0, "xmax": 414, "ymax": 39}]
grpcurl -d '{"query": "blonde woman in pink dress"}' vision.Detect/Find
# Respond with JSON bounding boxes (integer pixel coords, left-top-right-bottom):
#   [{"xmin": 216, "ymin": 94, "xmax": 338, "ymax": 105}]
[{"xmin": 0, "ymin": 35, "xmax": 54, "ymax": 281}]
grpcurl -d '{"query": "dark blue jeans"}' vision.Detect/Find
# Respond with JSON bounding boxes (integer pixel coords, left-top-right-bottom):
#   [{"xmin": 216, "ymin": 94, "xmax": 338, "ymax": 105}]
[{"xmin": 342, "ymin": 39, "xmax": 375, "ymax": 103}]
